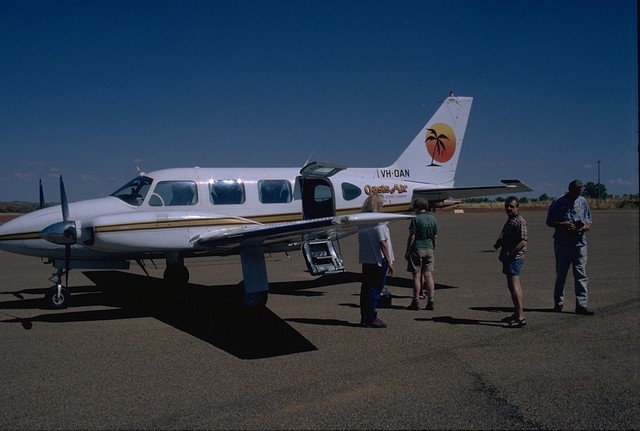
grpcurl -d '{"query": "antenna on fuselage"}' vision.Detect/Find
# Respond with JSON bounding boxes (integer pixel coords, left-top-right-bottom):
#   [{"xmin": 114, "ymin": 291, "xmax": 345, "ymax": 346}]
[{"xmin": 303, "ymin": 152, "xmax": 314, "ymax": 166}]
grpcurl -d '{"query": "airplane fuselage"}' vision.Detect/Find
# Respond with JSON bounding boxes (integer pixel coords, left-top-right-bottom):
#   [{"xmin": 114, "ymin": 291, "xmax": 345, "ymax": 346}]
[{"xmin": 0, "ymin": 165, "xmax": 429, "ymax": 260}]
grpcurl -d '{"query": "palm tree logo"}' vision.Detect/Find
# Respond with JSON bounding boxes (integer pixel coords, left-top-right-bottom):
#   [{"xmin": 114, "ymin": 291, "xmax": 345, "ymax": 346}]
[{"xmin": 425, "ymin": 123, "xmax": 456, "ymax": 166}]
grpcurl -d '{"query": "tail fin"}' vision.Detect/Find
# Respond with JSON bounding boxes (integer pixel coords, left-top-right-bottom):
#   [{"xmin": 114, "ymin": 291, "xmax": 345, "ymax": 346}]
[{"xmin": 385, "ymin": 95, "xmax": 473, "ymax": 186}]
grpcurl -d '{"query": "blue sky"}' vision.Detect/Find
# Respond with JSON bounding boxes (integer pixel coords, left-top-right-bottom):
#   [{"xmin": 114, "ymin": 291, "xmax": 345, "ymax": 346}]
[{"xmin": 0, "ymin": 0, "xmax": 637, "ymax": 202}]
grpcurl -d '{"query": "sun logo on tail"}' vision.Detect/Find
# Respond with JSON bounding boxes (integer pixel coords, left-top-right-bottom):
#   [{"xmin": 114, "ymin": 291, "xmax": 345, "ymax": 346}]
[{"xmin": 425, "ymin": 123, "xmax": 456, "ymax": 166}]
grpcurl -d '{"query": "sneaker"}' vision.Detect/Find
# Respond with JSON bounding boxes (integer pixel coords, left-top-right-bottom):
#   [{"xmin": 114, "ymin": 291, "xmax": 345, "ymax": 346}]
[
  {"xmin": 425, "ymin": 300, "xmax": 435, "ymax": 311},
  {"xmin": 407, "ymin": 300, "xmax": 420, "ymax": 310},
  {"xmin": 552, "ymin": 304, "xmax": 563, "ymax": 312},
  {"xmin": 575, "ymin": 306, "xmax": 595, "ymax": 316},
  {"xmin": 363, "ymin": 318, "xmax": 387, "ymax": 328}
]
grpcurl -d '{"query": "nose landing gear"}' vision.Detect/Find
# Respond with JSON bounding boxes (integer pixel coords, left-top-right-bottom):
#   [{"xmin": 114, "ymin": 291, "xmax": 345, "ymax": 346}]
[{"xmin": 45, "ymin": 267, "xmax": 71, "ymax": 309}]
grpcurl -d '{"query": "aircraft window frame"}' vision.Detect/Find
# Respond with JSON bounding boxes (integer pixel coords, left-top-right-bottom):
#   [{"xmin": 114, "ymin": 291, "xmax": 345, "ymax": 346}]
[
  {"xmin": 258, "ymin": 180, "xmax": 292, "ymax": 204},
  {"xmin": 341, "ymin": 182, "xmax": 362, "ymax": 201},
  {"xmin": 148, "ymin": 181, "xmax": 198, "ymax": 207},
  {"xmin": 209, "ymin": 180, "xmax": 246, "ymax": 205},
  {"xmin": 110, "ymin": 176, "xmax": 153, "ymax": 207}
]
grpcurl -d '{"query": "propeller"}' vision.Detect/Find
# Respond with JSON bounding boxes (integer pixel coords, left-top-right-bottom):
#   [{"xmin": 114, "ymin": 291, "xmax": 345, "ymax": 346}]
[
  {"xmin": 60, "ymin": 175, "xmax": 69, "ymax": 222},
  {"xmin": 39, "ymin": 179, "xmax": 45, "ymax": 209},
  {"xmin": 61, "ymin": 177, "xmax": 71, "ymax": 286},
  {"xmin": 39, "ymin": 176, "xmax": 77, "ymax": 286}
]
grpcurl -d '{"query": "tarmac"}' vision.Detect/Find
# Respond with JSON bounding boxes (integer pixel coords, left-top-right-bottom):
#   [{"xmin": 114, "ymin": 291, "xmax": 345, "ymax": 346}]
[{"xmin": 0, "ymin": 209, "xmax": 638, "ymax": 430}]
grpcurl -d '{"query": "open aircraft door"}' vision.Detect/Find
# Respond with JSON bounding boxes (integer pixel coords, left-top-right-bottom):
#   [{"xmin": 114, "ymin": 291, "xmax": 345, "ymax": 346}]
[
  {"xmin": 298, "ymin": 162, "xmax": 346, "ymax": 275},
  {"xmin": 299, "ymin": 162, "xmax": 344, "ymax": 220}
]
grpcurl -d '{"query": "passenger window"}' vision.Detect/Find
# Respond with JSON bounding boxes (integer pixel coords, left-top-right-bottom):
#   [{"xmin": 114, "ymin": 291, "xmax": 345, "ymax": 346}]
[
  {"xmin": 314, "ymin": 184, "xmax": 332, "ymax": 202},
  {"xmin": 209, "ymin": 180, "xmax": 245, "ymax": 205},
  {"xmin": 149, "ymin": 181, "xmax": 198, "ymax": 207},
  {"xmin": 258, "ymin": 180, "xmax": 292, "ymax": 204},
  {"xmin": 341, "ymin": 182, "xmax": 362, "ymax": 201}
]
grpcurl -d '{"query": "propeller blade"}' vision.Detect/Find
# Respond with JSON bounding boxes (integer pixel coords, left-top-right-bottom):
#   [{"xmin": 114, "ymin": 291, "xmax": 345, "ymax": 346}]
[
  {"xmin": 39, "ymin": 179, "xmax": 45, "ymax": 209},
  {"xmin": 40, "ymin": 177, "xmax": 79, "ymax": 247},
  {"xmin": 59, "ymin": 175, "xmax": 69, "ymax": 222}
]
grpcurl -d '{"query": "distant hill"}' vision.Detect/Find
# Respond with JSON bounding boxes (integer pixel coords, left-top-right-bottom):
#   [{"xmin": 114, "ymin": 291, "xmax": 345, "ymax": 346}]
[{"xmin": 0, "ymin": 201, "xmax": 42, "ymax": 214}]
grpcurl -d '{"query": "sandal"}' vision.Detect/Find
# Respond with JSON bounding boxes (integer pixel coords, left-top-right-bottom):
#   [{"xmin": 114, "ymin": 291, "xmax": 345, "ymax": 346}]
[
  {"xmin": 501, "ymin": 314, "xmax": 516, "ymax": 323},
  {"xmin": 506, "ymin": 318, "xmax": 527, "ymax": 328}
]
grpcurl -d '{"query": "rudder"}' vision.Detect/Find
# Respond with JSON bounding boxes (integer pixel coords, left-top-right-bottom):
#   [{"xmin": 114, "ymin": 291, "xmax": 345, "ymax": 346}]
[{"xmin": 386, "ymin": 95, "xmax": 473, "ymax": 186}]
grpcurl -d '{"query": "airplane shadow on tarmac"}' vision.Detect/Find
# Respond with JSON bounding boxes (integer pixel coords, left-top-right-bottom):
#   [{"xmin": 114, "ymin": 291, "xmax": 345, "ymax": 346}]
[
  {"xmin": 0, "ymin": 270, "xmax": 474, "ymax": 356},
  {"xmin": 0, "ymin": 270, "xmax": 380, "ymax": 359}
]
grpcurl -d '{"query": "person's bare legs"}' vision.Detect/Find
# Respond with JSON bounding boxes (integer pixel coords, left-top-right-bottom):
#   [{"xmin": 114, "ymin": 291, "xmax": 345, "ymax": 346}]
[
  {"xmin": 412, "ymin": 272, "xmax": 421, "ymax": 301},
  {"xmin": 423, "ymin": 270, "xmax": 435, "ymax": 310},
  {"xmin": 507, "ymin": 274, "xmax": 524, "ymax": 321},
  {"xmin": 423, "ymin": 271, "xmax": 435, "ymax": 300}
]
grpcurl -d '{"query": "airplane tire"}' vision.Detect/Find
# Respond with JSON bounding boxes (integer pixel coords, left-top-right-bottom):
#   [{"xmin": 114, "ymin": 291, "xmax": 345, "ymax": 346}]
[{"xmin": 45, "ymin": 286, "xmax": 70, "ymax": 310}]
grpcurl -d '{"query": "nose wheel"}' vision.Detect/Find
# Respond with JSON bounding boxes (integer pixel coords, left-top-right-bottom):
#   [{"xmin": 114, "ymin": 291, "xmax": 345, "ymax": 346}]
[
  {"xmin": 45, "ymin": 267, "xmax": 71, "ymax": 309},
  {"xmin": 45, "ymin": 284, "xmax": 71, "ymax": 309}
]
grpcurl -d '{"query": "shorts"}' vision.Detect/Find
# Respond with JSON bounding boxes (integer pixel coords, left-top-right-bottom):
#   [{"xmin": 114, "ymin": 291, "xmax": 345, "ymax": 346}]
[
  {"xmin": 503, "ymin": 258, "xmax": 524, "ymax": 275},
  {"xmin": 406, "ymin": 248, "xmax": 435, "ymax": 273}
]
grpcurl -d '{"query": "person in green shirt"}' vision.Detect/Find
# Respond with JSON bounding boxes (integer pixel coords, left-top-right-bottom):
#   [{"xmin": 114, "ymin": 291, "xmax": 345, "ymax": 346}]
[{"xmin": 405, "ymin": 198, "xmax": 438, "ymax": 311}]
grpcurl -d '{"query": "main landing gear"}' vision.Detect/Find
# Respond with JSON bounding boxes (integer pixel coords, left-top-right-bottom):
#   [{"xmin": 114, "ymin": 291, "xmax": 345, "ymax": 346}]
[
  {"xmin": 239, "ymin": 248, "xmax": 270, "ymax": 309},
  {"xmin": 163, "ymin": 258, "xmax": 268, "ymax": 309},
  {"xmin": 163, "ymin": 262, "xmax": 190, "ymax": 289},
  {"xmin": 242, "ymin": 290, "xmax": 268, "ymax": 308}
]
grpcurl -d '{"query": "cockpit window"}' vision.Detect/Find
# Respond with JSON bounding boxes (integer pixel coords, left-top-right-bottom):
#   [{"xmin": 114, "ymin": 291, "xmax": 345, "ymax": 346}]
[
  {"xmin": 110, "ymin": 176, "xmax": 153, "ymax": 206},
  {"xmin": 209, "ymin": 180, "xmax": 245, "ymax": 205},
  {"xmin": 149, "ymin": 181, "xmax": 198, "ymax": 207}
]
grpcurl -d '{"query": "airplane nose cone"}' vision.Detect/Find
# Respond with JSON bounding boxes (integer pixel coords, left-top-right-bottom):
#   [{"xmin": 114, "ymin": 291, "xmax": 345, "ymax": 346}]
[
  {"xmin": 0, "ymin": 216, "xmax": 22, "ymax": 237},
  {"xmin": 40, "ymin": 221, "xmax": 77, "ymax": 245},
  {"xmin": 0, "ymin": 216, "xmax": 30, "ymax": 252}
]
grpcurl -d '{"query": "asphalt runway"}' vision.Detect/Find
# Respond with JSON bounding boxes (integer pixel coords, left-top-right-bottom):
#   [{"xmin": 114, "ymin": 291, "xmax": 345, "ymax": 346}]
[{"xmin": 0, "ymin": 209, "xmax": 638, "ymax": 430}]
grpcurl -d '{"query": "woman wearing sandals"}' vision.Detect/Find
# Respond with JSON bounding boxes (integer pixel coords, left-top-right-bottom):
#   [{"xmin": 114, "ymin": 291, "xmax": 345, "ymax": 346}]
[{"xmin": 495, "ymin": 196, "xmax": 528, "ymax": 328}]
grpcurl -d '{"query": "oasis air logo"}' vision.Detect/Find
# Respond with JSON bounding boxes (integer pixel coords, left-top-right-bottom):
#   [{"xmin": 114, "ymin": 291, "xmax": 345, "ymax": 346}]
[{"xmin": 425, "ymin": 122, "xmax": 456, "ymax": 166}]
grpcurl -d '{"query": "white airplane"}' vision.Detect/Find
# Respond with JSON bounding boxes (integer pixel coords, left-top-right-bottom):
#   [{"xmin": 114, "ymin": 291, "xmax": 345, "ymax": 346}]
[{"xmin": 0, "ymin": 94, "xmax": 531, "ymax": 309}]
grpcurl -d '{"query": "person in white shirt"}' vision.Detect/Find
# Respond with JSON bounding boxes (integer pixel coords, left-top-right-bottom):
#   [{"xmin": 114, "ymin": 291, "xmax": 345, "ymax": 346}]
[{"xmin": 358, "ymin": 193, "xmax": 395, "ymax": 328}]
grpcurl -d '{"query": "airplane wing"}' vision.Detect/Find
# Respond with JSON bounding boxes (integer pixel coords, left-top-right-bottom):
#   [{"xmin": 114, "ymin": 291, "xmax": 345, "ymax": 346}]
[
  {"xmin": 413, "ymin": 180, "xmax": 533, "ymax": 201},
  {"xmin": 194, "ymin": 213, "xmax": 412, "ymax": 253}
]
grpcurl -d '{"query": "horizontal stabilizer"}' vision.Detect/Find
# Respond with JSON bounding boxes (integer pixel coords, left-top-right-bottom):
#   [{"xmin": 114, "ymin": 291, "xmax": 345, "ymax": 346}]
[{"xmin": 413, "ymin": 180, "xmax": 533, "ymax": 201}]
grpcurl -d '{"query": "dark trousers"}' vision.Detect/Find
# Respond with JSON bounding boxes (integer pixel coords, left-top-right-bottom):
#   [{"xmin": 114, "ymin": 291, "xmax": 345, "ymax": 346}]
[{"xmin": 360, "ymin": 262, "xmax": 388, "ymax": 323}]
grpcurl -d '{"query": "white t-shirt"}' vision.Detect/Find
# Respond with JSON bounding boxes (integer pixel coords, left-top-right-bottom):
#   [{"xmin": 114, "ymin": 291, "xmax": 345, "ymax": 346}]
[{"xmin": 358, "ymin": 223, "xmax": 394, "ymax": 265}]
